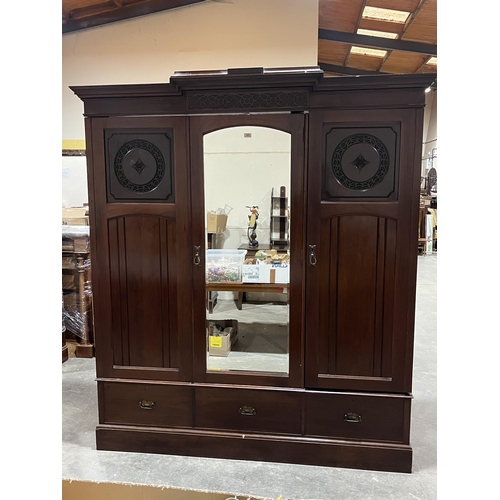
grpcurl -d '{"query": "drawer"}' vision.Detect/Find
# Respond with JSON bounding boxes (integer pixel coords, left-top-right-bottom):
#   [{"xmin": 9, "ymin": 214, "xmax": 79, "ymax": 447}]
[
  {"xmin": 305, "ymin": 391, "xmax": 411, "ymax": 444},
  {"xmin": 195, "ymin": 387, "xmax": 302, "ymax": 436},
  {"xmin": 99, "ymin": 382, "xmax": 193, "ymax": 428}
]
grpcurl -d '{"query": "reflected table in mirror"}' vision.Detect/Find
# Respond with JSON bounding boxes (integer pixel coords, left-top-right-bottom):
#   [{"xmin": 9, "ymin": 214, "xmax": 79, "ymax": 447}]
[{"xmin": 206, "ymin": 282, "xmax": 289, "ymax": 311}]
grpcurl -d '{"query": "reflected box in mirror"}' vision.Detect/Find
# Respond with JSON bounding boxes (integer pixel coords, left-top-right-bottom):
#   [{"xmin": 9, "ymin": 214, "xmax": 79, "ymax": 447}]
[
  {"xmin": 242, "ymin": 264, "xmax": 290, "ymax": 284},
  {"xmin": 206, "ymin": 249, "xmax": 247, "ymax": 283},
  {"xmin": 207, "ymin": 319, "xmax": 238, "ymax": 357},
  {"xmin": 207, "ymin": 213, "xmax": 228, "ymax": 233}
]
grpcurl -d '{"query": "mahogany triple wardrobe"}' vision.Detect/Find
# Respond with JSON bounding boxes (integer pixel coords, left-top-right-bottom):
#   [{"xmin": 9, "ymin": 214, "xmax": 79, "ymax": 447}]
[{"xmin": 72, "ymin": 67, "xmax": 435, "ymax": 473}]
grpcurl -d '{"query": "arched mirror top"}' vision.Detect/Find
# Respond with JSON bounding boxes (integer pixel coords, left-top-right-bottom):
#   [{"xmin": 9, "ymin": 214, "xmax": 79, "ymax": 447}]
[{"xmin": 204, "ymin": 125, "xmax": 291, "ymax": 155}]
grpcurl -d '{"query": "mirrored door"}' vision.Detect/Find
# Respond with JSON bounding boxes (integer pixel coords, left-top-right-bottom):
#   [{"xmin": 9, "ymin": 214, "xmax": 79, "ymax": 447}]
[
  {"xmin": 190, "ymin": 113, "xmax": 305, "ymax": 388},
  {"xmin": 204, "ymin": 125, "xmax": 290, "ymax": 374}
]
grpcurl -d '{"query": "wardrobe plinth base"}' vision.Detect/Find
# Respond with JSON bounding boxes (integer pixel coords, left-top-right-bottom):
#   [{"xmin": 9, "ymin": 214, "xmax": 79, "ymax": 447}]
[{"xmin": 96, "ymin": 425, "xmax": 413, "ymax": 473}]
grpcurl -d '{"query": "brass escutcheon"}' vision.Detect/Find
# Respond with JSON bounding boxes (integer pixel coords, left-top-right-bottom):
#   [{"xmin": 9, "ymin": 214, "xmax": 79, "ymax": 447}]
[
  {"xmin": 344, "ymin": 412, "xmax": 362, "ymax": 423},
  {"xmin": 139, "ymin": 400, "xmax": 155, "ymax": 410},
  {"xmin": 239, "ymin": 405, "xmax": 256, "ymax": 416}
]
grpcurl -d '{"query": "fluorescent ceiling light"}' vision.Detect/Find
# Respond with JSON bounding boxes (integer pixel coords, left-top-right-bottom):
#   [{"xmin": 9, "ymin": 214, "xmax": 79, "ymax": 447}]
[
  {"xmin": 350, "ymin": 46, "xmax": 387, "ymax": 58},
  {"xmin": 426, "ymin": 57, "xmax": 438, "ymax": 65},
  {"xmin": 362, "ymin": 6, "xmax": 410, "ymax": 23},
  {"xmin": 357, "ymin": 29, "xmax": 398, "ymax": 39}
]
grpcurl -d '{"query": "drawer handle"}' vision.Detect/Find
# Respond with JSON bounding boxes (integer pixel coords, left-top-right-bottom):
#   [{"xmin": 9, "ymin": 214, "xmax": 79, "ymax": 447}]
[
  {"xmin": 239, "ymin": 405, "xmax": 256, "ymax": 416},
  {"xmin": 139, "ymin": 400, "xmax": 155, "ymax": 410},
  {"xmin": 344, "ymin": 412, "xmax": 362, "ymax": 423}
]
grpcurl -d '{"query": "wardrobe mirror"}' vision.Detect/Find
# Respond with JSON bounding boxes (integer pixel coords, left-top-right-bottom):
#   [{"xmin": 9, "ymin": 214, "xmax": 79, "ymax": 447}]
[{"xmin": 204, "ymin": 126, "xmax": 291, "ymax": 375}]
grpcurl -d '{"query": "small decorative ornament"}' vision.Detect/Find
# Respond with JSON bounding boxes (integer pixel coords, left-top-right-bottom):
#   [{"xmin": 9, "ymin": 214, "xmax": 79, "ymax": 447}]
[
  {"xmin": 246, "ymin": 205, "xmax": 259, "ymax": 248},
  {"xmin": 351, "ymin": 153, "xmax": 370, "ymax": 172}
]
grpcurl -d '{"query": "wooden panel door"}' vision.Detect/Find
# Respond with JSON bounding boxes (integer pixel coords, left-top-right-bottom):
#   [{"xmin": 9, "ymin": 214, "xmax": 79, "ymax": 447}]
[
  {"xmin": 305, "ymin": 108, "xmax": 423, "ymax": 393},
  {"xmin": 86, "ymin": 115, "xmax": 192, "ymax": 381}
]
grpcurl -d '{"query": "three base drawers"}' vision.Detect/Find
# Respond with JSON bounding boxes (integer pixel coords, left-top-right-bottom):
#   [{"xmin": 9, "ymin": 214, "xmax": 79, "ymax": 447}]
[{"xmin": 98, "ymin": 381, "xmax": 411, "ymax": 445}]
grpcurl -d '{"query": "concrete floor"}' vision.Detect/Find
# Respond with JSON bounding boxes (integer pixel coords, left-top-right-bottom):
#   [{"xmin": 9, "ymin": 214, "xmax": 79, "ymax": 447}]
[{"xmin": 62, "ymin": 254, "xmax": 437, "ymax": 500}]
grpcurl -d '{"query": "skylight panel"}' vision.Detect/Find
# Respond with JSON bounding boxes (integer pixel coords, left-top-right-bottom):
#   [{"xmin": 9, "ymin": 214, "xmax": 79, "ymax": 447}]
[
  {"xmin": 350, "ymin": 46, "xmax": 387, "ymax": 58},
  {"xmin": 357, "ymin": 29, "xmax": 398, "ymax": 39},
  {"xmin": 362, "ymin": 6, "xmax": 410, "ymax": 23}
]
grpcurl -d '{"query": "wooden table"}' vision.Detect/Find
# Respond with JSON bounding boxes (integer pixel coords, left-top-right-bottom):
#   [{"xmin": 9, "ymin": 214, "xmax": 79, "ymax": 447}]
[
  {"xmin": 238, "ymin": 243, "xmax": 288, "ymax": 257},
  {"xmin": 206, "ymin": 282, "xmax": 290, "ymax": 312}
]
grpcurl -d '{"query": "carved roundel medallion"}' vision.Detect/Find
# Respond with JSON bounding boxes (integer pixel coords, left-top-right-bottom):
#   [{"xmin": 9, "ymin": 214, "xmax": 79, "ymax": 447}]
[
  {"xmin": 332, "ymin": 134, "xmax": 390, "ymax": 191},
  {"xmin": 114, "ymin": 139, "xmax": 166, "ymax": 193}
]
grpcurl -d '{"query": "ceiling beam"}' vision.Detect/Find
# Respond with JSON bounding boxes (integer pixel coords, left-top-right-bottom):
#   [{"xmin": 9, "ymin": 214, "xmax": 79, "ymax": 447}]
[
  {"xmin": 414, "ymin": 55, "xmax": 437, "ymax": 73},
  {"xmin": 318, "ymin": 63, "xmax": 390, "ymax": 76},
  {"xmin": 376, "ymin": 0, "xmax": 430, "ymax": 73},
  {"xmin": 402, "ymin": 0, "xmax": 428, "ymax": 33},
  {"xmin": 63, "ymin": 0, "xmax": 207, "ymax": 34},
  {"xmin": 343, "ymin": 0, "xmax": 369, "ymax": 67},
  {"xmin": 355, "ymin": 0, "xmax": 369, "ymax": 29},
  {"xmin": 318, "ymin": 28, "xmax": 437, "ymax": 56}
]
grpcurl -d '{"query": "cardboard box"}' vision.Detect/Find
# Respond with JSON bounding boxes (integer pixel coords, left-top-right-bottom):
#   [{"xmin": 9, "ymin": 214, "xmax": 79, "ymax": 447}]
[
  {"xmin": 242, "ymin": 264, "xmax": 289, "ymax": 284},
  {"xmin": 207, "ymin": 319, "xmax": 238, "ymax": 357},
  {"xmin": 62, "ymin": 207, "xmax": 89, "ymax": 226},
  {"xmin": 208, "ymin": 332, "xmax": 232, "ymax": 357},
  {"xmin": 207, "ymin": 213, "xmax": 228, "ymax": 233},
  {"xmin": 242, "ymin": 264, "xmax": 270, "ymax": 283},
  {"xmin": 63, "ymin": 480, "xmax": 265, "ymax": 500}
]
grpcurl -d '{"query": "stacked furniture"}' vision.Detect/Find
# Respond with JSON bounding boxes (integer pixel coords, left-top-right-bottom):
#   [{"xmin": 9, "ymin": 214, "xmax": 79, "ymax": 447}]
[
  {"xmin": 72, "ymin": 67, "xmax": 434, "ymax": 472},
  {"xmin": 62, "ymin": 225, "xmax": 94, "ymax": 357},
  {"xmin": 62, "ymin": 293, "xmax": 68, "ymax": 363}
]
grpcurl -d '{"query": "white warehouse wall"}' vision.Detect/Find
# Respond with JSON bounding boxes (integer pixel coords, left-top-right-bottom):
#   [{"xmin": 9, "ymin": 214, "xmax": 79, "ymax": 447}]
[
  {"xmin": 204, "ymin": 126, "xmax": 291, "ymax": 250},
  {"xmin": 62, "ymin": 0, "xmax": 319, "ymax": 140}
]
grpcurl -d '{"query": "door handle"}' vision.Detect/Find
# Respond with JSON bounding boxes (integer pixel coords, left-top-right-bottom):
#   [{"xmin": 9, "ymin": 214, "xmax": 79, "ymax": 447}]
[
  {"xmin": 194, "ymin": 246, "xmax": 201, "ymax": 266},
  {"xmin": 309, "ymin": 245, "xmax": 317, "ymax": 266}
]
